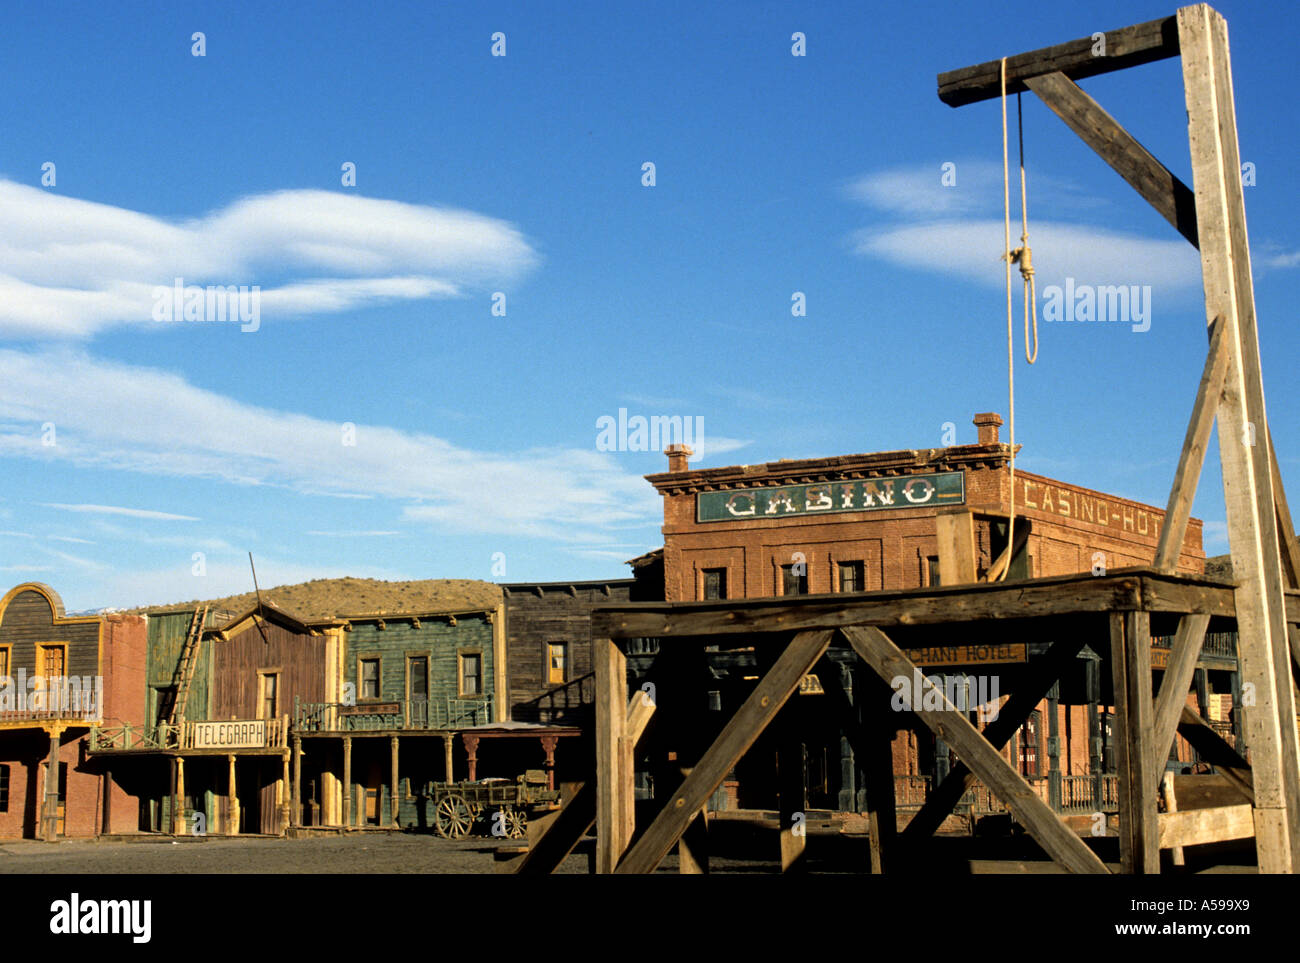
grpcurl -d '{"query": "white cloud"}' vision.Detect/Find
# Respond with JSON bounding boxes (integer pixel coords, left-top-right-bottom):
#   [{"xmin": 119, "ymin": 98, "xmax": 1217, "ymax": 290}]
[
  {"xmin": 42, "ymin": 502, "xmax": 199, "ymax": 521},
  {"xmin": 0, "ymin": 181, "xmax": 538, "ymax": 338},
  {"xmin": 0, "ymin": 348, "xmax": 661, "ymax": 541},
  {"xmin": 853, "ymin": 219, "xmax": 1200, "ymax": 292}
]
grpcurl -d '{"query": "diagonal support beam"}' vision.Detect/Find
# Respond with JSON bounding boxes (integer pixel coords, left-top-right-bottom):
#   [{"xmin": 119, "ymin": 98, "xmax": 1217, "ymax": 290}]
[
  {"xmin": 1177, "ymin": 705, "xmax": 1254, "ymax": 804},
  {"xmin": 1148, "ymin": 613, "xmax": 1211, "ymax": 775},
  {"xmin": 1024, "ymin": 71, "xmax": 1198, "ymax": 247},
  {"xmin": 1155, "ymin": 316, "xmax": 1229, "ymax": 573},
  {"xmin": 614, "ymin": 630, "xmax": 833, "ymax": 874},
  {"xmin": 841, "ymin": 625, "xmax": 1108, "ymax": 874},
  {"xmin": 899, "ymin": 635, "xmax": 1087, "ymax": 842}
]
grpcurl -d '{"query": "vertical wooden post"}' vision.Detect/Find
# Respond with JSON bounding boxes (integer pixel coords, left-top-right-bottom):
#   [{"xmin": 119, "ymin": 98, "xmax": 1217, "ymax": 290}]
[
  {"xmin": 291, "ymin": 736, "xmax": 302, "ymax": 829},
  {"xmin": 1111, "ymin": 612, "xmax": 1158, "ymax": 873},
  {"xmin": 594, "ymin": 636, "xmax": 632, "ymax": 873},
  {"xmin": 860, "ymin": 669, "xmax": 897, "ymax": 873},
  {"xmin": 174, "ymin": 756, "xmax": 186, "ymax": 836},
  {"xmin": 41, "ymin": 731, "xmax": 60, "ymax": 841},
  {"xmin": 280, "ymin": 752, "xmax": 291, "ymax": 835},
  {"xmin": 342, "ymin": 737, "xmax": 352, "ymax": 829},
  {"xmin": 227, "ymin": 753, "xmax": 239, "ymax": 836},
  {"xmin": 1179, "ymin": 3, "xmax": 1300, "ymax": 872},
  {"xmin": 776, "ymin": 734, "xmax": 807, "ymax": 873},
  {"xmin": 1047, "ymin": 684, "xmax": 1062, "ymax": 813},
  {"xmin": 390, "ymin": 736, "xmax": 400, "ymax": 827},
  {"xmin": 936, "ymin": 508, "xmax": 977, "ymax": 585},
  {"xmin": 1161, "ymin": 771, "xmax": 1186, "ymax": 867}
]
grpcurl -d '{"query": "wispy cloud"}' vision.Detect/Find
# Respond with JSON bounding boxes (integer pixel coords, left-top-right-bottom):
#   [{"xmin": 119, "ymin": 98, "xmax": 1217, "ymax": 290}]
[
  {"xmin": 0, "ymin": 348, "xmax": 662, "ymax": 540},
  {"xmin": 846, "ymin": 161, "xmax": 1201, "ymax": 293},
  {"xmin": 305, "ymin": 530, "xmax": 403, "ymax": 537},
  {"xmin": 42, "ymin": 502, "xmax": 199, "ymax": 521},
  {"xmin": 0, "ymin": 181, "xmax": 539, "ymax": 338}
]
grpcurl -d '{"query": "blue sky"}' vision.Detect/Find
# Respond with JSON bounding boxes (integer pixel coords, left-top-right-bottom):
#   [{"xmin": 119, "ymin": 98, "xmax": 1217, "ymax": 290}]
[{"xmin": 1, "ymin": 0, "xmax": 1297, "ymax": 611}]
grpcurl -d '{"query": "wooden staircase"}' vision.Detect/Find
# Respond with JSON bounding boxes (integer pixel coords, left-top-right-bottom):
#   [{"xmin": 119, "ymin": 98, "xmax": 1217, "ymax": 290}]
[{"xmin": 167, "ymin": 605, "xmax": 208, "ymax": 727}]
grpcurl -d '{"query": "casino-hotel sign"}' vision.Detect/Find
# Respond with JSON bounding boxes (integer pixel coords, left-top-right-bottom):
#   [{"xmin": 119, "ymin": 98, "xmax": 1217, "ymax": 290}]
[
  {"xmin": 697, "ymin": 471, "xmax": 965, "ymax": 523},
  {"xmin": 190, "ymin": 720, "xmax": 267, "ymax": 750}
]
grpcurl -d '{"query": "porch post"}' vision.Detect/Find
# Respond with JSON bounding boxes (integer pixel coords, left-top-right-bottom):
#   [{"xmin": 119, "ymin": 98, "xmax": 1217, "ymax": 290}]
[{"xmin": 342, "ymin": 736, "xmax": 352, "ymax": 828}]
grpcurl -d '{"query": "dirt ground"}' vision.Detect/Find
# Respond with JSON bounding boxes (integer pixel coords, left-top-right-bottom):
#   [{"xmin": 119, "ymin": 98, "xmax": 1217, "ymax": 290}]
[{"xmin": 0, "ymin": 832, "xmax": 589, "ymax": 874}]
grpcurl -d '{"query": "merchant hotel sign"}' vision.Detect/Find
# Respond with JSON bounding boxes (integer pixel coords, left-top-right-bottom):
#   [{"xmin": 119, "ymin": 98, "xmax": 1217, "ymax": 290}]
[{"xmin": 698, "ymin": 471, "xmax": 964, "ymax": 522}]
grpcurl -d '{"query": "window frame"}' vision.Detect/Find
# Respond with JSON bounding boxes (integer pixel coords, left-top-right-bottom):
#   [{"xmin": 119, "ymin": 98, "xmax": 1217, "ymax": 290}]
[
  {"xmin": 836, "ymin": 560, "xmax": 865, "ymax": 593},
  {"xmin": 545, "ymin": 642, "xmax": 569, "ymax": 686},
  {"xmin": 701, "ymin": 567, "xmax": 728, "ymax": 600},
  {"xmin": 458, "ymin": 649, "xmax": 484, "ymax": 698},
  {"xmin": 405, "ymin": 653, "xmax": 430, "ymax": 702},
  {"xmin": 258, "ymin": 670, "xmax": 280, "ymax": 719},
  {"xmin": 357, "ymin": 655, "xmax": 382, "ymax": 702},
  {"xmin": 780, "ymin": 564, "xmax": 808, "ymax": 596}
]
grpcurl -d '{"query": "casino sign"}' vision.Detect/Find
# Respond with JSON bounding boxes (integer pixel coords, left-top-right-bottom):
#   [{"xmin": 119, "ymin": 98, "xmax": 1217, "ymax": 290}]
[{"xmin": 697, "ymin": 470, "xmax": 964, "ymax": 523}]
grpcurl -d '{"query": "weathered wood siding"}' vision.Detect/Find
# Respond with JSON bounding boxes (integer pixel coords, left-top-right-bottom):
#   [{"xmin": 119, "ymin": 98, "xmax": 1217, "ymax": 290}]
[
  {"xmin": 0, "ymin": 588, "xmax": 99, "ymax": 678},
  {"xmin": 210, "ymin": 620, "xmax": 326, "ymax": 720},
  {"xmin": 503, "ymin": 582, "xmax": 634, "ymax": 723},
  {"xmin": 144, "ymin": 610, "xmax": 211, "ymax": 722},
  {"xmin": 344, "ymin": 615, "xmax": 494, "ymax": 711}
]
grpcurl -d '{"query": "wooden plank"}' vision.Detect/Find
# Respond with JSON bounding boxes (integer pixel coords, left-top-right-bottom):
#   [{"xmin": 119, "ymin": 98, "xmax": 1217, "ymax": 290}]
[
  {"xmin": 1148, "ymin": 614, "xmax": 1211, "ymax": 776},
  {"xmin": 1124, "ymin": 611, "xmax": 1160, "ymax": 873},
  {"xmin": 938, "ymin": 15, "xmax": 1178, "ymax": 106},
  {"xmin": 899, "ymin": 636, "xmax": 1088, "ymax": 843},
  {"xmin": 593, "ymin": 573, "xmax": 1148, "ymax": 639},
  {"xmin": 841, "ymin": 625, "xmax": 1108, "ymax": 874},
  {"xmin": 1176, "ymin": 706, "xmax": 1254, "ymax": 803},
  {"xmin": 1180, "ymin": 3, "xmax": 1300, "ymax": 872},
  {"xmin": 859, "ymin": 670, "xmax": 897, "ymax": 873},
  {"xmin": 1025, "ymin": 71, "xmax": 1197, "ymax": 247},
  {"xmin": 594, "ymin": 637, "xmax": 631, "ymax": 873},
  {"xmin": 614, "ymin": 630, "xmax": 833, "ymax": 874},
  {"xmin": 1154, "ymin": 317, "xmax": 1229, "ymax": 572},
  {"xmin": 1161, "ymin": 772, "xmax": 1185, "ymax": 866},
  {"xmin": 1158, "ymin": 803, "xmax": 1255, "ymax": 849},
  {"xmin": 936, "ymin": 509, "xmax": 977, "ymax": 585},
  {"xmin": 1109, "ymin": 614, "xmax": 1137, "ymax": 872}
]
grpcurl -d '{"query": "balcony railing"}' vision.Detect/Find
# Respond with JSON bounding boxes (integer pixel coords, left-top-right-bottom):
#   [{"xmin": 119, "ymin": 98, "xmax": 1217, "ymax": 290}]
[
  {"xmin": 1151, "ymin": 631, "xmax": 1238, "ymax": 662},
  {"xmin": 0, "ymin": 706, "xmax": 101, "ymax": 725},
  {"xmin": 89, "ymin": 717, "xmax": 287, "ymax": 751},
  {"xmin": 294, "ymin": 697, "xmax": 494, "ymax": 732},
  {"xmin": 894, "ymin": 772, "xmax": 1120, "ymax": 816}
]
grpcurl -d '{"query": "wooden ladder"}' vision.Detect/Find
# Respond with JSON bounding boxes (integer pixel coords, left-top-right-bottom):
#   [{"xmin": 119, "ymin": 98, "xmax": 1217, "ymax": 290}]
[{"xmin": 168, "ymin": 605, "xmax": 208, "ymax": 727}]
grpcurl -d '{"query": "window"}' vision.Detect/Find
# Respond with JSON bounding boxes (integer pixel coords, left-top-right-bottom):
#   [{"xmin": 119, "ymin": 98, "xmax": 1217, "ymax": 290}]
[
  {"xmin": 259, "ymin": 673, "xmax": 279, "ymax": 719},
  {"xmin": 926, "ymin": 556, "xmax": 941, "ymax": 587},
  {"xmin": 460, "ymin": 653, "xmax": 482, "ymax": 697},
  {"xmin": 837, "ymin": 561, "xmax": 864, "ymax": 593},
  {"xmin": 0, "ymin": 764, "xmax": 8, "ymax": 812},
  {"xmin": 0, "ymin": 646, "xmax": 9, "ymax": 679},
  {"xmin": 407, "ymin": 656, "xmax": 428, "ymax": 701},
  {"xmin": 701, "ymin": 568, "xmax": 727, "ymax": 600},
  {"xmin": 359, "ymin": 659, "xmax": 381, "ymax": 700},
  {"xmin": 781, "ymin": 564, "xmax": 808, "ymax": 596},
  {"xmin": 40, "ymin": 643, "xmax": 65, "ymax": 679},
  {"xmin": 547, "ymin": 643, "xmax": 568, "ymax": 685},
  {"xmin": 1019, "ymin": 710, "xmax": 1041, "ymax": 778}
]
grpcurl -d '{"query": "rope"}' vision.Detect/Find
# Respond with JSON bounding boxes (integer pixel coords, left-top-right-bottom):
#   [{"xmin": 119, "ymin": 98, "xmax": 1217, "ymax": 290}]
[{"xmin": 998, "ymin": 59, "xmax": 1038, "ymax": 581}]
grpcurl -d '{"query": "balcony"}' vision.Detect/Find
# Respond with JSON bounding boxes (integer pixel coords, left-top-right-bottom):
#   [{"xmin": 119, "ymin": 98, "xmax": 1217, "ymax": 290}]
[
  {"xmin": 294, "ymin": 697, "xmax": 493, "ymax": 732},
  {"xmin": 89, "ymin": 717, "xmax": 288, "ymax": 752}
]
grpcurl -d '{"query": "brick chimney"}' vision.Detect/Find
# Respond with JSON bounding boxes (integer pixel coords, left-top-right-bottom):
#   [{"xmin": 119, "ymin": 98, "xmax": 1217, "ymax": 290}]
[
  {"xmin": 665, "ymin": 444, "xmax": 693, "ymax": 472},
  {"xmin": 973, "ymin": 412, "xmax": 1003, "ymax": 446}
]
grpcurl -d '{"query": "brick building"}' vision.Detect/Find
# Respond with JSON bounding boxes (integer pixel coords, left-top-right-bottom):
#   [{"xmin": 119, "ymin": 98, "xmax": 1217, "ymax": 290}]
[
  {"xmin": 638, "ymin": 413, "xmax": 1232, "ymax": 823},
  {"xmin": 0, "ymin": 583, "xmax": 147, "ymax": 839}
]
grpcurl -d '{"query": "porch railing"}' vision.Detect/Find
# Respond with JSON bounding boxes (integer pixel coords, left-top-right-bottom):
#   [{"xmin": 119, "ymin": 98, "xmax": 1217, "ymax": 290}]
[
  {"xmin": 894, "ymin": 772, "xmax": 1119, "ymax": 816},
  {"xmin": 294, "ymin": 696, "xmax": 494, "ymax": 732},
  {"xmin": 89, "ymin": 717, "xmax": 287, "ymax": 751}
]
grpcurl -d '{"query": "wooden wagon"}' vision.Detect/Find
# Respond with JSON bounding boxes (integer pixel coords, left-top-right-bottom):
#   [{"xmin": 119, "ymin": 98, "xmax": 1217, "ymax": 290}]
[{"xmin": 429, "ymin": 770, "xmax": 560, "ymax": 839}]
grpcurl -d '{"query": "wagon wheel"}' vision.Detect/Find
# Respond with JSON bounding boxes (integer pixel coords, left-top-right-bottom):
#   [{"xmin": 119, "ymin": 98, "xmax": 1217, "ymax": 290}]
[
  {"xmin": 435, "ymin": 794, "xmax": 474, "ymax": 839},
  {"xmin": 505, "ymin": 809, "xmax": 526, "ymax": 839}
]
